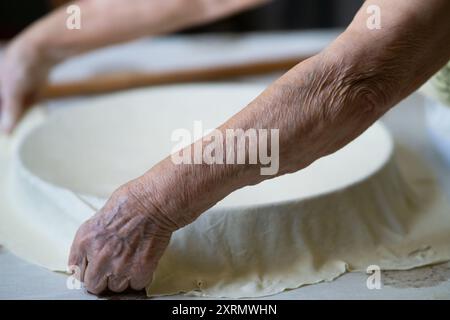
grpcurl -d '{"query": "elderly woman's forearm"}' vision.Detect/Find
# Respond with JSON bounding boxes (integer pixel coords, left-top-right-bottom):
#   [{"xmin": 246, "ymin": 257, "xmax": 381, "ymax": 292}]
[
  {"xmin": 136, "ymin": 0, "xmax": 450, "ymax": 228},
  {"xmin": 21, "ymin": 0, "xmax": 269, "ymax": 63},
  {"xmin": 339, "ymin": 0, "xmax": 450, "ymax": 102},
  {"xmin": 205, "ymin": 0, "xmax": 450, "ymax": 182},
  {"xmin": 68, "ymin": 0, "xmax": 450, "ymax": 294}
]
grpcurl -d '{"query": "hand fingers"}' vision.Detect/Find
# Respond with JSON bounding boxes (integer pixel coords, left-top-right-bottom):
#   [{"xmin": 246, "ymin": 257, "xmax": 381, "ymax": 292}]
[
  {"xmin": 0, "ymin": 85, "xmax": 38, "ymax": 134},
  {"xmin": 68, "ymin": 230, "xmax": 89, "ymax": 282},
  {"xmin": 0, "ymin": 95, "xmax": 22, "ymax": 134},
  {"xmin": 129, "ymin": 272, "xmax": 153, "ymax": 291},
  {"xmin": 107, "ymin": 275, "xmax": 130, "ymax": 293},
  {"xmin": 128, "ymin": 253, "xmax": 158, "ymax": 291},
  {"xmin": 67, "ymin": 256, "xmax": 87, "ymax": 283},
  {"xmin": 68, "ymin": 242, "xmax": 83, "ymax": 270},
  {"xmin": 84, "ymin": 255, "xmax": 110, "ymax": 295},
  {"xmin": 128, "ymin": 243, "xmax": 166, "ymax": 290}
]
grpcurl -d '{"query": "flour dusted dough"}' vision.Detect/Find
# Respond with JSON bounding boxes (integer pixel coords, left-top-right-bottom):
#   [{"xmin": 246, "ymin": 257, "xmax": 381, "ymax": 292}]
[{"xmin": 1, "ymin": 84, "xmax": 450, "ymax": 298}]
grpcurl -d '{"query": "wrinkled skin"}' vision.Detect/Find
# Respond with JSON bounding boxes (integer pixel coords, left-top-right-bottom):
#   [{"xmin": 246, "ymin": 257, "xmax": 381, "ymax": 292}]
[{"xmin": 69, "ymin": 184, "xmax": 173, "ymax": 294}]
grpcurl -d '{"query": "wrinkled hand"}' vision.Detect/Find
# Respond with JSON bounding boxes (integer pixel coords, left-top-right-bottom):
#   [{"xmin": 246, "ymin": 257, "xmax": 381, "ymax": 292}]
[
  {"xmin": 0, "ymin": 37, "xmax": 51, "ymax": 133},
  {"xmin": 69, "ymin": 182, "xmax": 175, "ymax": 294}
]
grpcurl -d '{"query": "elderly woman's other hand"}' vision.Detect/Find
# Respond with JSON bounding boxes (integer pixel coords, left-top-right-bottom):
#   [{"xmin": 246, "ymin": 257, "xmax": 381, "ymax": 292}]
[{"xmin": 0, "ymin": 36, "xmax": 52, "ymax": 133}]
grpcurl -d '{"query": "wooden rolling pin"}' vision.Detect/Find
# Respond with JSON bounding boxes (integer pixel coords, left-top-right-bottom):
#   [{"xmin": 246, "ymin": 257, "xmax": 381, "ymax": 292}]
[{"xmin": 42, "ymin": 55, "xmax": 312, "ymax": 99}]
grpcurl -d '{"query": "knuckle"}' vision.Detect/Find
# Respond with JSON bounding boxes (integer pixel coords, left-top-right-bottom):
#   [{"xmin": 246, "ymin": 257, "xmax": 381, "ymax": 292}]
[
  {"xmin": 129, "ymin": 272, "xmax": 152, "ymax": 291},
  {"xmin": 85, "ymin": 276, "xmax": 106, "ymax": 295},
  {"xmin": 108, "ymin": 275, "xmax": 129, "ymax": 293},
  {"xmin": 79, "ymin": 234, "xmax": 93, "ymax": 247}
]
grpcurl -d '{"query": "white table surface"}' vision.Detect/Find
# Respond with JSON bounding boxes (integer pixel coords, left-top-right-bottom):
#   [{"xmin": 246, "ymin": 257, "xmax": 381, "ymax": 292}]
[{"xmin": 1, "ymin": 30, "xmax": 450, "ymax": 300}]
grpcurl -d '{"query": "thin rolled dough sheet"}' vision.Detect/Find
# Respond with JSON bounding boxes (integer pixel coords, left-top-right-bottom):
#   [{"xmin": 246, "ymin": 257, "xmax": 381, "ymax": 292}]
[{"xmin": 1, "ymin": 84, "xmax": 450, "ymax": 298}]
